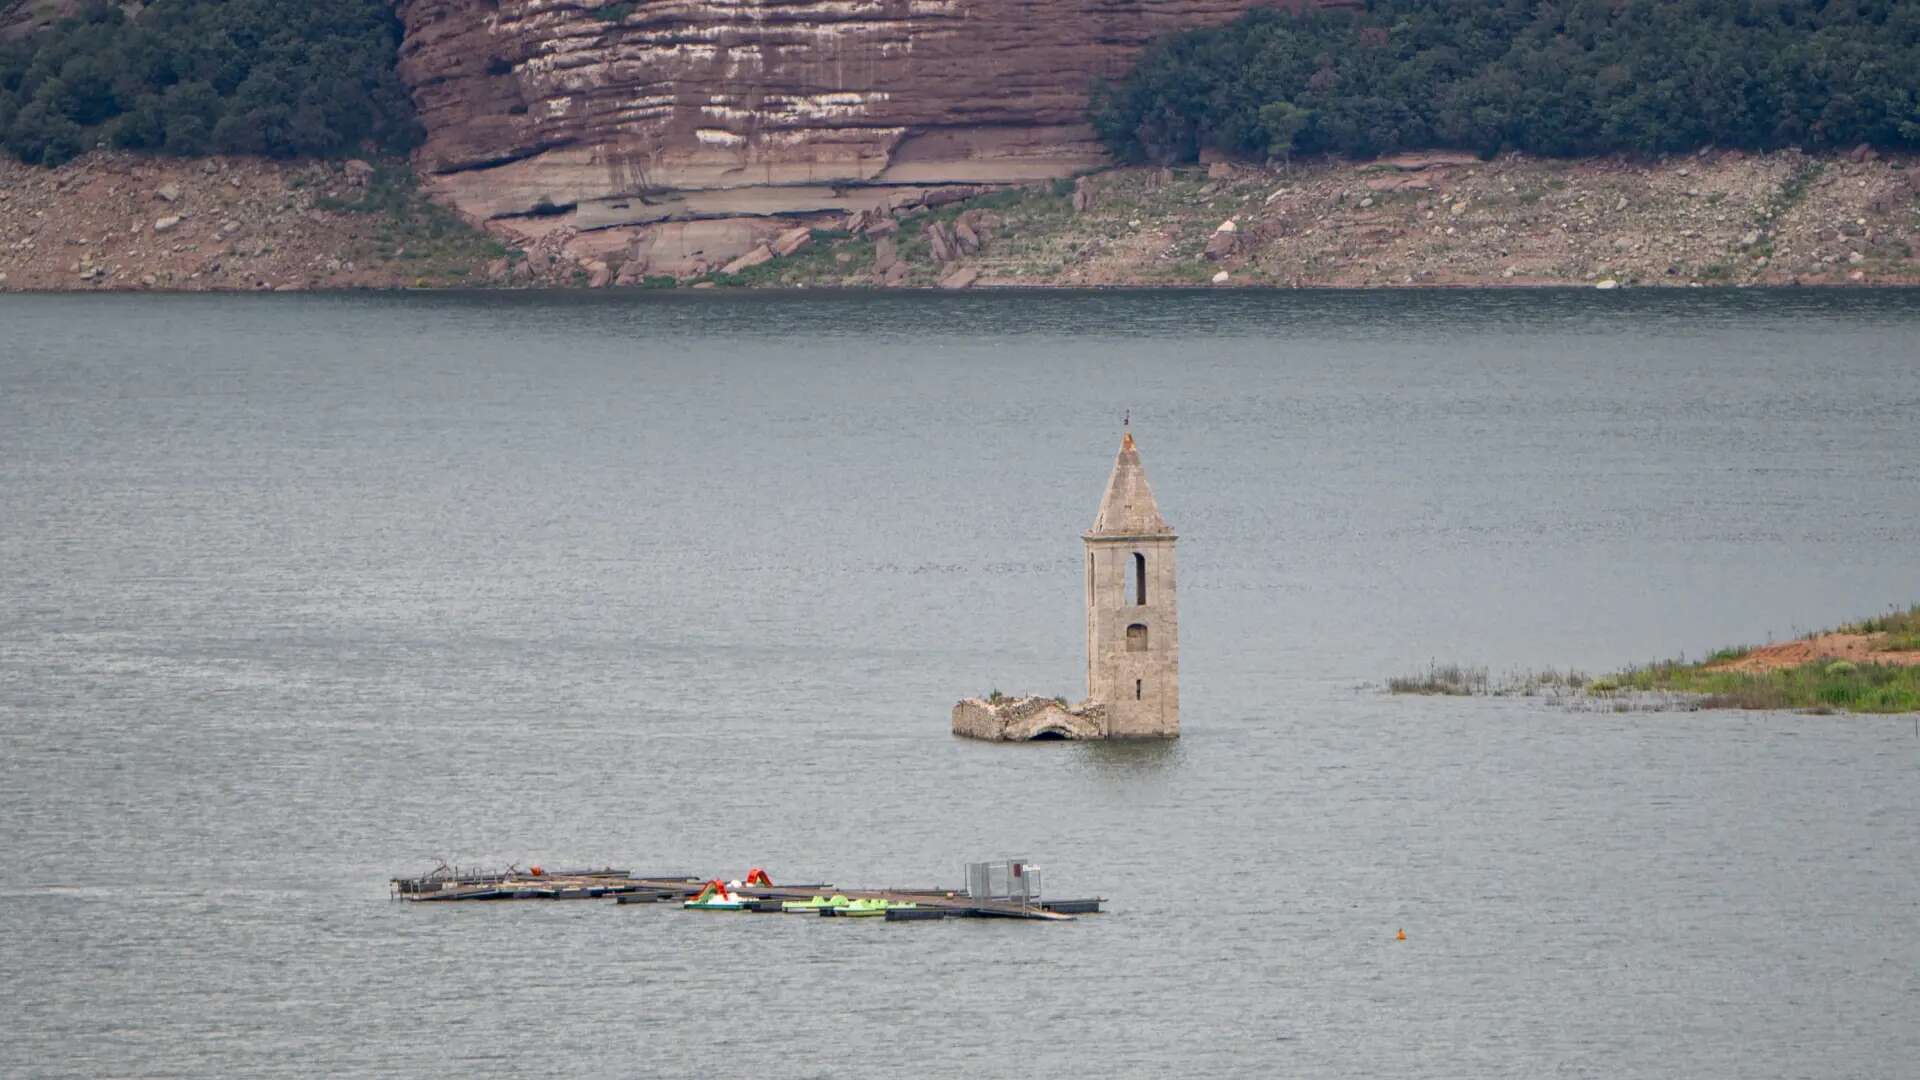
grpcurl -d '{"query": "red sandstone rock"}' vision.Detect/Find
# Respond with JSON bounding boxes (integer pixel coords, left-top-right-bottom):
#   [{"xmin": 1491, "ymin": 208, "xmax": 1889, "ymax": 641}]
[
  {"xmin": 721, "ymin": 244, "xmax": 774, "ymax": 275},
  {"xmin": 953, "ymin": 219, "xmax": 981, "ymax": 254},
  {"xmin": 392, "ymin": 0, "xmax": 1303, "ymax": 223},
  {"xmin": 1204, "ymin": 220, "xmax": 1238, "ymax": 260},
  {"xmin": 771, "ymin": 226, "xmax": 813, "ymax": 258},
  {"xmin": 0, "ymin": 0, "xmax": 91, "ymax": 40},
  {"xmin": 938, "ymin": 265, "xmax": 980, "ymax": 290},
  {"xmin": 926, "ymin": 221, "xmax": 955, "ymax": 263},
  {"xmin": 1378, "ymin": 151, "xmax": 1482, "ymax": 171}
]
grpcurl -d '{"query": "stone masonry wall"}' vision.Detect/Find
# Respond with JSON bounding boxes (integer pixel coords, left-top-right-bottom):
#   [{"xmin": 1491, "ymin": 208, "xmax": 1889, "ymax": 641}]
[{"xmin": 952, "ymin": 696, "xmax": 1107, "ymax": 741}]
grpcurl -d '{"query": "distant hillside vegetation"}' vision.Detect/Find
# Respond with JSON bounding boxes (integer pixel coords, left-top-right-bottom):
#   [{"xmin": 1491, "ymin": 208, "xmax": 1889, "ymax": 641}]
[
  {"xmin": 1093, "ymin": 0, "xmax": 1920, "ymax": 162},
  {"xmin": 0, "ymin": 0, "xmax": 418, "ymax": 165}
]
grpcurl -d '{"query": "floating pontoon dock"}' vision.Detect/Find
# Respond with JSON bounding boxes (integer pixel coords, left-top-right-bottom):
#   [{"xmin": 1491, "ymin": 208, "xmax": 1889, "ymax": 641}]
[{"xmin": 390, "ymin": 861, "xmax": 1099, "ymax": 921}]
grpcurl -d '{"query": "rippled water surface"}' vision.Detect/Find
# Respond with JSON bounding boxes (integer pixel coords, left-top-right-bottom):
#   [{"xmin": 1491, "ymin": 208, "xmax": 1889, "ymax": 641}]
[{"xmin": 3, "ymin": 289, "xmax": 1918, "ymax": 1078}]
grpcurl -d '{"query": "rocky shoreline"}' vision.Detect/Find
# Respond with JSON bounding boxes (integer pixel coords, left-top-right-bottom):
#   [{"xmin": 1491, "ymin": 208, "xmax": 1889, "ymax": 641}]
[
  {"xmin": 3, "ymin": 148, "xmax": 1915, "ymax": 293},
  {"xmin": 0, "ymin": 152, "xmax": 513, "ymax": 292}
]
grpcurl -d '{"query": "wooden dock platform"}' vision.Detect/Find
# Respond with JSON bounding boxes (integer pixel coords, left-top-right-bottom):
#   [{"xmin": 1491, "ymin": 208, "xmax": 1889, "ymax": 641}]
[{"xmin": 391, "ymin": 867, "xmax": 1099, "ymax": 921}]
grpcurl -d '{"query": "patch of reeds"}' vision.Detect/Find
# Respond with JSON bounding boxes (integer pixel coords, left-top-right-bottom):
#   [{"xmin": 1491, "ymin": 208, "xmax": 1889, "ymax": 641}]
[
  {"xmin": 1387, "ymin": 663, "xmax": 1489, "ymax": 696},
  {"xmin": 1387, "ymin": 664, "xmax": 1603, "ymax": 697},
  {"xmin": 1385, "ymin": 664, "xmax": 1602, "ymax": 696}
]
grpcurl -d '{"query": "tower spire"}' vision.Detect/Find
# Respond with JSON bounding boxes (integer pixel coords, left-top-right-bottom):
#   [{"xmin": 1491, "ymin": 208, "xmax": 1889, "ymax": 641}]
[{"xmin": 1087, "ymin": 430, "xmax": 1171, "ymax": 538}]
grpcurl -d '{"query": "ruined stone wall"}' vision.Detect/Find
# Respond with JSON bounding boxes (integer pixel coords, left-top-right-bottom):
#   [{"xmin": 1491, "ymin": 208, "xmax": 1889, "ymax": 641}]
[{"xmin": 952, "ymin": 696, "xmax": 1106, "ymax": 741}]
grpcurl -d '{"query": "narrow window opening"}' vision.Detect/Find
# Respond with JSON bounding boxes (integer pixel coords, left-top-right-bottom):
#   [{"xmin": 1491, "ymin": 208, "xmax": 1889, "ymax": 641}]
[
  {"xmin": 1126, "ymin": 623, "xmax": 1148, "ymax": 652},
  {"xmin": 1135, "ymin": 679, "xmax": 1143, "ymax": 701},
  {"xmin": 1133, "ymin": 552, "xmax": 1147, "ymax": 605},
  {"xmin": 1088, "ymin": 553, "xmax": 1095, "ymax": 603}
]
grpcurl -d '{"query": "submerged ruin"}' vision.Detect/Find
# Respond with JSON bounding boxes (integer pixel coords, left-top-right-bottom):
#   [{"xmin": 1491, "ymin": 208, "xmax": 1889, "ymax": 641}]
[{"xmin": 954, "ymin": 432, "xmax": 1181, "ymax": 741}]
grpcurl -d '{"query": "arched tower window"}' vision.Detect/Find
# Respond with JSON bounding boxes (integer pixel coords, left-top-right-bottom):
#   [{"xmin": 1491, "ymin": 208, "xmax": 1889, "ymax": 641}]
[
  {"xmin": 1126, "ymin": 623, "xmax": 1148, "ymax": 652},
  {"xmin": 1133, "ymin": 552, "xmax": 1147, "ymax": 605}
]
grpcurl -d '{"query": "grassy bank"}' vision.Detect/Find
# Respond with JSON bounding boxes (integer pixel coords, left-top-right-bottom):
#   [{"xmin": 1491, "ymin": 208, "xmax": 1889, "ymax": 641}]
[
  {"xmin": 1847, "ymin": 605, "xmax": 1920, "ymax": 652},
  {"xmin": 1604, "ymin": 658, "xmax": 1920, "ymax": 713},
  {"xmin": 1388, "ymin": 604, "xmax": 1920, "ymax": 714}
]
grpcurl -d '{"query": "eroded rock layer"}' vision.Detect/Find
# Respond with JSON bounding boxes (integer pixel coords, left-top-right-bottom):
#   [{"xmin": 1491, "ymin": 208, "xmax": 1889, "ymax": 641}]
[{"xmin": 394, "ymin": 0, "xmax": 1295, "ymax": 226}]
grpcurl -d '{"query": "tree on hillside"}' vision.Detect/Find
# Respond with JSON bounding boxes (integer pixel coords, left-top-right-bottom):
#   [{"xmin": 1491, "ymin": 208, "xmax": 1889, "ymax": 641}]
[
  {"xmin": 1093, "ymin": 0, "xmax": 1920, "ymax": 163},
  {"xmin": 1258, "ymin": 101, "xmax": 1313, "ymax": 161},
  {"xmin": 0, "ymin": 0, "xmax": 418, "ymax": 165}
]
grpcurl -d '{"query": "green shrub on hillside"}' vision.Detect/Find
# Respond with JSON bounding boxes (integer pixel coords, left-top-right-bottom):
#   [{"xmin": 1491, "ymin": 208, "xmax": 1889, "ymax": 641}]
[
  {"xmin": 1092, "ymin": 0, "xmax": 1920, "ymax": 163},
  {"xmin": 0, "ymin": 0, "xmax": 420, "ymax": 165}
]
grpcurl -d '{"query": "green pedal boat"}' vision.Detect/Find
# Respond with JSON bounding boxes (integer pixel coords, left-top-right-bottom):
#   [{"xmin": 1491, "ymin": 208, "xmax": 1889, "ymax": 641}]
[
  {"xmin": 837, "ymin": 898, "xmax": 918, "ymax": 918},
  {"xmin": 780, "ymin": 894, "xmax": 852, "ymax": 912}
]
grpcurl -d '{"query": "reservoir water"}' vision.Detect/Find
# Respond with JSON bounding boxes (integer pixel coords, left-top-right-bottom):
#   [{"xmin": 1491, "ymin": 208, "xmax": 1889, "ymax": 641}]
[{"xmin": 3, "ymin": 289, "xmax": 1917, "ymax": 1078}]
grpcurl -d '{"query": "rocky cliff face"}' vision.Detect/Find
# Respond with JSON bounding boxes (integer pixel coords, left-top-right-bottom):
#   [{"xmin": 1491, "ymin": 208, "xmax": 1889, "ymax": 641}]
[
  {"xmin": 393, "ymin": 0, "xmax": 1293, "ymax": 253},
  {"xmin": 1, "ymin": 1, "xmax": 79, "ymax": 39}
]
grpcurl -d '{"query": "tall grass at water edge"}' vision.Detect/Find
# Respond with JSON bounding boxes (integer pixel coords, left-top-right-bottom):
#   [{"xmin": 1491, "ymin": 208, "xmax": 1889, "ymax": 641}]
[
  {"xmin": 1386, "ymin": 603, "xmax": 1920, "ymax": 714},
  {"xmin": 1608, "ymin": 658, "xmax": 1920, "ymax": 713},
  {"xmin": 1843, "ymin": 603, "xmax": 1920, "ymax": 652}
]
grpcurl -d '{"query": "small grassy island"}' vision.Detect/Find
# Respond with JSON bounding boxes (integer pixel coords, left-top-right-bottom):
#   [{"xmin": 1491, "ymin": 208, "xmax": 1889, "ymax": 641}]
[{"xmin": 1392, "ymin": 605, "xmax": 1920, "ymax": 714}]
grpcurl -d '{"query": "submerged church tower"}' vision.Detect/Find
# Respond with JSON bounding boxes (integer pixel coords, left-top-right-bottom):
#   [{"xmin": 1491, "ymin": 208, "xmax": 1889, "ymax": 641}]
[
  {"xmin": 950, "ymin": 430, "xmax": 1180, "ymax": 741},
  {"xmin": 1084, "ymin": 432, "xmax": 1180, "ymax": 737}
]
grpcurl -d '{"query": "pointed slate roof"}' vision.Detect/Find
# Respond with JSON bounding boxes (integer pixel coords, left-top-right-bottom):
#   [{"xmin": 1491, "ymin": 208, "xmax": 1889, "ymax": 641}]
[{"xmin": 1087, "ymin": 432, "xmax": 1175, "ymax": 539}]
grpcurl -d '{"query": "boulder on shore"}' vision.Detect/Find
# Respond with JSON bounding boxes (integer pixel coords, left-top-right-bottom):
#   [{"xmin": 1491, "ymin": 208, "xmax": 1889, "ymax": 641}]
[
  {"xmin": 953, "ymin": 219, "xmax": 981, "ymax": 253},
  {"xmin": 938, "ymin": 265, "xmax": 980, "ymax": 290},
  {"xmin": 1204, "ymin": 219, "xmax": 1238, "ymax": 260},
  {"xmin": 772, "ymin": 226, "xmax": 812, "ymax": 257},
  {"xmin": 925, "ymin": 221, "xmax": 956, "ymax": 263},
  {"xmin": 721, "ymin": 244, "xmax": 774, "ymax": 275}
]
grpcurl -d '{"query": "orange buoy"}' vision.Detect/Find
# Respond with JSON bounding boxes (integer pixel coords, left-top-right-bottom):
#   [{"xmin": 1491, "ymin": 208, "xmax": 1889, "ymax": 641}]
[
  {"xmin": 529, "ymin": 865, "xmax": 543, "ymax": 877},
  {"xmin": 1396, "ymin": 928, "xmax": 1406, "ymax": 941}
]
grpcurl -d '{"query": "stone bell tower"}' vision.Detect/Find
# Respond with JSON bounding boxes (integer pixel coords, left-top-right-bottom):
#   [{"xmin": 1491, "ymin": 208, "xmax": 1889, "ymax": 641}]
[{"xmin": 1084, "ymin": 432, "xmax": 1179, "ymax": 738}]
